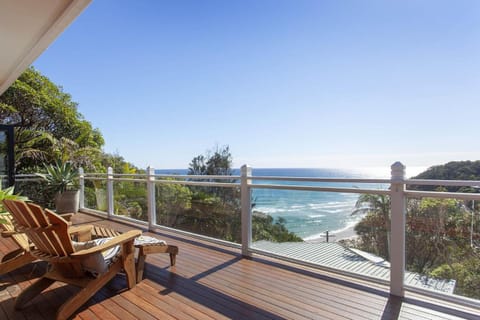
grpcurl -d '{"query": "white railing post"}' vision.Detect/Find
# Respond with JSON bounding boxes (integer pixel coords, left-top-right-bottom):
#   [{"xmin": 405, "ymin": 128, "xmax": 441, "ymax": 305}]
[
  {"xmin": 79, "ymin": 167, "xmax": 85, "ymax": 209},
  {"xmin": 390, "ymin": 161, "xmax": 406, "ymax": 297},
  {"xmin": 147, "ymin": 166, "xmax": 156, "ymax": 231},
  {"xmin": 241, "ymin": 164, "xmax": 252, "ymax": 257},
  {"xmin": 107, "ymin": 167, "xmax": 114, "ymax": 218}
]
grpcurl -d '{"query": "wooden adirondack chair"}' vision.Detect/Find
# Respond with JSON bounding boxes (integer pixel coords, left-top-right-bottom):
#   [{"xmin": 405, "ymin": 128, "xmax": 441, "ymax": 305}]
[
  {"xmin": 0, "ymin": 210, "xmax": 84, "ymax": 276},
  {"xmin": 0, "ymin": 212, "xmax": 36, "ymax": 274},
  {"xmin": 2, "ymin": 199, "xmax": 141, "ymax": 320}
]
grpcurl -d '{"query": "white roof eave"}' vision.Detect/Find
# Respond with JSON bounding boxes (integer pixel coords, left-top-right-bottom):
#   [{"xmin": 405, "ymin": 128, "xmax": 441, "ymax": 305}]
[{"xmin": 0, "ymin": 0, "xmax": 91, "ymax": 95}]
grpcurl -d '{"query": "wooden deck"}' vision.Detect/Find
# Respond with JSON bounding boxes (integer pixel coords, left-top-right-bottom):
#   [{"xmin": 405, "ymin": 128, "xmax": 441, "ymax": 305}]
[{"xmin": 0, "ymin": 212, "xmax": 478, "ymax": 320}]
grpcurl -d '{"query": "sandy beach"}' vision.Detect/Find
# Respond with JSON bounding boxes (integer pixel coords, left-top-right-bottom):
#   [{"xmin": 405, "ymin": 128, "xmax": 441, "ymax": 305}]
[
  {"xmin": 305, "ymin": 223, "xmax": 359, "ymax": 243},
  {"xmin": 333, "ymin": 224, "xmax": 359, "ymax": 241}
]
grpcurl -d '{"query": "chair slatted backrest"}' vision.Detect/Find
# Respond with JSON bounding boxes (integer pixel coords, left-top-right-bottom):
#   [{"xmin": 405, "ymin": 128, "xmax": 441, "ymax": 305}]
[
  {"xmin": 0, "ymin": 212, "xmax": 31, "ymax": 251},
  {"xmin": 3, "ymin": 200, "xmax": 74, "ymax": 258},
  {"xmin": 92, "ymin": 226, "xmax": 121, "ymax": 239}
]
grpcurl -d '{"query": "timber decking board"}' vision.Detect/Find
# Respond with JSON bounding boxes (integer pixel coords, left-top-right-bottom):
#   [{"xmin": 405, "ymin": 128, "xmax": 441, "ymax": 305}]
[{"xmin": 0, "ymin": 211, "xmax": 477, "ymax": 320}]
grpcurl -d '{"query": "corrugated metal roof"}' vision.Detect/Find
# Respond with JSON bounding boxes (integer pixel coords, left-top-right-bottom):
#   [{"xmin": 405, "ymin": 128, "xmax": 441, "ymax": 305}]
[{"xmin": 252, "ymin": 241, "xmax": 456, "ymax": 294}]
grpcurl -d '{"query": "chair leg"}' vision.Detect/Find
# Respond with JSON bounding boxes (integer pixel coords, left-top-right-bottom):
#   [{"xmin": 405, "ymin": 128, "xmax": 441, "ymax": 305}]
[
  {"xmin": 136, "ymin": 254, "xmax": 146, "ymax": 283},
  {"xmin": 15, "ymin": 277, "xmax": 55, "ymax": 309},
  {"xmin": 56, "ymin": 263, "xmax": 121, "ymax": 320},
  {"xmin": 169, "ymin": 253, "xmax": 176, "ymax": 266},
  {"xmin": 123, "ymin": 243, "xmax": 136, "ymax": 288}
]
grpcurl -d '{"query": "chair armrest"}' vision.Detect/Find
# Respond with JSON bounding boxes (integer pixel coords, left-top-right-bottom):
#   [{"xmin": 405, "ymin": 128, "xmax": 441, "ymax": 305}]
[
  {"xmin": 59, "ymin": 213, "xmax": 74, "ymax": 222},
  {"xmin": 70, "ymin": 230, "xmax": 142, "ymax": 258},
  {"xmin": 68, "ymin": 225, "xmax": 94, "ymax": 242},
  {"xmin": 68, "ymin": 225, "xmax": 93, "ymax": 234},
  {"xmin": 1, "ymin": 230, "xmax": 18, "ymax": 238}
]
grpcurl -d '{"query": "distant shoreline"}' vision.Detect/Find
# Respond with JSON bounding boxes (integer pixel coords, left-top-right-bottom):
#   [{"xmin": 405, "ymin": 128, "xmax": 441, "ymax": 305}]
[
  {"xmin": 332, "ymin": 223, "xmax": 359, "ymax": 241},
  {"xmin": 305, "ymin": 223, "xmax": 358, "ymax": 243}
]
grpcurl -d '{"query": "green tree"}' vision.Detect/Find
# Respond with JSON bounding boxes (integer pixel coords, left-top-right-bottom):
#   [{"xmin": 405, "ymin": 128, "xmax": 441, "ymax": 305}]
[
  {"xmin": 352, "ymin": 193, "xmax": 479, "ymax": 299},
  {"xmin": 156, "ymin": 179, "xmax": 192, "ymax": 226},
  {"xmin": 411, "ymin": 161, "xmax": 480, "ymax": 192},
  {"xmin": 431, "ymin": 257, "xmax": 480, "ymax": 298},
  {"xmin": 188, "ymin": 155, "xmax": 206, "ymax": 175},
  {"xmin": 406, "ymin": 198, "xmax": 470, "ymax": 272},
  {"xmin": 0, "ymin": 67, "xmax": 104, "ymax": 172},
  {"xmin": 253, "ymin": 215, "xmax": 303, "ymax": 242},
  {"xmin": 354, "ymin": 194, "xmax": 391, "ymax": 260},
  {"xmin": 13, "ymin": 129, "xmax": 54, "ymax": 171},
  {"xmin": 188, "ymin": 145, "xmax": 233, "ymax": 176}
]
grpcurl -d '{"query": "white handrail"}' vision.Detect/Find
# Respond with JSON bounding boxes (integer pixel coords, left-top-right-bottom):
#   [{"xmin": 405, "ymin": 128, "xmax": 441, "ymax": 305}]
[
  {"xmin": 154, "ymin": 179, "xmax": 239, "ymax": 188},
  {"xmin": 251, "ymin": 176, "xmax": 392, "ymax": 184},
  {"xmin": 250, "ymin": 183, "xmax": 390, "ymax": 195},
  {"xmin": 405, "ymin": 190, "xmax": 480, "ymax": 200},
  {"xmin": 407, "ymin": 179, "xmax": 480, "ymax": 187}
]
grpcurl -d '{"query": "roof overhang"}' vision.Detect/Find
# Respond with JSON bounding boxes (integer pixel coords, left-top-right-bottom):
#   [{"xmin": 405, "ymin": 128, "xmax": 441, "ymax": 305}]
[{"xmin": 0, "ymin": 0, "xmax": 91, "ymax": 95}]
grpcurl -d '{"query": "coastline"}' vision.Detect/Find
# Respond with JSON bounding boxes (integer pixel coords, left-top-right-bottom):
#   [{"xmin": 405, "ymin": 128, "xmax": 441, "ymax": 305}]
[
  {"xmin": 332, "ymin": 223, "xmax": 358, "ymax": 241},
  {"xmin": 305, "ymin": 223, "xmax": 358, "ymax": 243}
]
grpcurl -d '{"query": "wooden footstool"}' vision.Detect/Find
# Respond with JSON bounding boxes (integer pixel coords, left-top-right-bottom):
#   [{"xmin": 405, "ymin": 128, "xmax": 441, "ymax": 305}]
[
  {"xmin": 89, "ymin": 227, "xmax": 178, "ymax": 283},
  {"xmin": 134, "ymin": 235, "xmax": 179, "ymax": 283}
]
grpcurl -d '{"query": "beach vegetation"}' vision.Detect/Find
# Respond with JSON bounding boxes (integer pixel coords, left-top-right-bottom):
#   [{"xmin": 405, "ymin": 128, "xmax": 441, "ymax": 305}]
[
  {"xmin": 354, "ymin": 194, "xmax": 390, "ymax": 259},
  {"xmin": 411, "ymin": 161, "xmax": 480, "ymax": 192},
  {"xmin": 351, "ymin": 162, "xmax": 480, "ymax": 299}
]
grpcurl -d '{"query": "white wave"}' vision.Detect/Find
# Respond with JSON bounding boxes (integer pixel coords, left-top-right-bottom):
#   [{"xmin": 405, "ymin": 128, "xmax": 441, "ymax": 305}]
[
  {"xmin": 290, "ymin": 205, "xmax": 305, "ymax": 209},
  {"xmin": 308, "ymin": 214, "xmax": 325, "ymax": 218},
  {"xmin": 322, "ymin": 208, "xmax": 348, "ymax": 214},
  {"xmin": 302, "ymin": 215, "xmax": 364, "ymax": 241},
  {"xmin": 303, "ymin": 231, "xmax": 326, "ymax": 241},
  {"xmin": 254, "ymin": 207, "xmax": 283, "ymax": 214},
  {"xmin": 315, "ymin": 204, "xmax": 344, "ymax": 209},
  {"xmin": 330, "ymin": 219, "xmax": 359, "ymax": 235},
  {"xmin": 308, "ymin": 202, "xmax": 356, "ymax": 210}
]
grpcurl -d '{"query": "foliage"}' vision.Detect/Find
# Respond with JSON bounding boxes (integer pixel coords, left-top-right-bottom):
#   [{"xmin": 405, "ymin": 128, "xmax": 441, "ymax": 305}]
[
  {"xmin": 188, "ymin": 145, "xmax": 233, "ymax": 176},
  {"xmin": 354, "ymin": 194, "xmax": 391, "ymax": 259},
  {"xmin": 406, "ymin": 198, "xmax": 470, "ymax": 273},
  {"xmin": 176, "ymin": 192, "xmax": 242, "ymax": 242},
  {"xmin": 354, "ymin": 212, "xmax": 389, "ymax": 258},
  {"xmin": 0, "ymin": 67, "xmax": 103, "ymax": 148},
  {"xmin": 155, "ymin": 179, "xmax": 192, "ymax": 226},
  {"xmin": 0, "ymin": 67, "xmax": 105, "ymax": 173},
  {"xmin": 99, "ymin": 153, "xmax": 144, "ymax": 174},
  {"xmin": 37, "ymin": 160, "xmax": 79, "ymax": 193},
  {"xmin": 13, "ymin": 129, "xmax": 54, "ymax": 170},
  {"xmin": 113, "ymin": 179, "xmax": 147, "ymax": 220},
  {"xmin": 188, "ymin": 155, "xmax": 206, "ymax": 176},
  {"xmin": 253, "ymin": 214, "xmax": 303, "ymax": 242},
  {"xmin": 351, "ymin": 164, "xmax": 480, "ymax": 299},
  {"xmin": 430, "ymin": 257, "xmax": 480, "ymax": 298},
  {"xmin": 411, "ymin": 161, "xmax": 480, "ymax": 192}
]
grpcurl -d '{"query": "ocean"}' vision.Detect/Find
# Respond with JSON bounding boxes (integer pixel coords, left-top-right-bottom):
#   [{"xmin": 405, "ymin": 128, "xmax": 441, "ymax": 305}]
[
  {"xmin": 155, "ymin": 167, "xmax": 422, "ymax": 241},
  {"xmin": 250, "ymin": 168, "xmax": 387, "ymax": 241}
]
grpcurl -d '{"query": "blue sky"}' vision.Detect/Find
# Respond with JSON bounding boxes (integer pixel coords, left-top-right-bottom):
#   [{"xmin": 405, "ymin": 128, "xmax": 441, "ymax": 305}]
[{"xmin": 33, "ymin": 0, "xmax": 480, "ymax": 173}]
